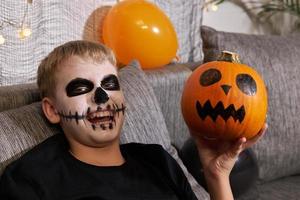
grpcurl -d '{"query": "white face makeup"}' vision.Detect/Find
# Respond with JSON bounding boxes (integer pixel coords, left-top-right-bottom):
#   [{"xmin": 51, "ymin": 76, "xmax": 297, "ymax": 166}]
[{"xmin": 53, "ymin": 56, "xmax": 125, "ymax": 147}]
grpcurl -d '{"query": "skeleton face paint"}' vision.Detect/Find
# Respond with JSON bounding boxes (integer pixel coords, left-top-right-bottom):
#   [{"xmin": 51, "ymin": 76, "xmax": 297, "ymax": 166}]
[
  {"xmin": 66, "ymin": 78, "xmax": 94, "ymax": 97},
  {"xmin": 101, "ymin": 74, "xmax": 120, "ymax": 91},
  {"xmin": 94, "ymin": 87, "xmax": 109, "ymax": 105},
  {"xmin": 53, "ymin": 56, "xmax": 126, "ymax": 147}
]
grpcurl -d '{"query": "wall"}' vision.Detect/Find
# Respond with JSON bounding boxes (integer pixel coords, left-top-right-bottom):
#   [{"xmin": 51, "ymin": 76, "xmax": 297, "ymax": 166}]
[
  {"xmin": 202, "ymin": 1, "xmax": 299, "ymax": 35},
  {"xmin": 202, "ymin": 1, "xmax": 263, "ymax": 34}
]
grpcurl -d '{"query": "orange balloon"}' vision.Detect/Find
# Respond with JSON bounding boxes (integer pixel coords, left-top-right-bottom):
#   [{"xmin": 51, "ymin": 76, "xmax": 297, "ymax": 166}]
[{"xmin": 102, "ymin": 0, "xmax": 178, "ymax": 69}]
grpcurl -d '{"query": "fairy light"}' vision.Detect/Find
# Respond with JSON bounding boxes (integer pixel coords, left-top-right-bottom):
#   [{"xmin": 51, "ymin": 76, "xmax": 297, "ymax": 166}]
[
  {"xmin": 18, "ymin": 25, "xmax": 32, "ymax": 40},
  {"xmin": 0, "ymin": 0, "xmax": 32, "ymax": 45},
  {"xmin": 203, "ymin": 0, "xmax": 222, "ymax": 12},
  {"xmin": 0, "ymin": 34, "xmax": 5, "ymax": 44},
  {"xmin": 211, "ymin": 3, "xmax": 219, "ymax": 11}
]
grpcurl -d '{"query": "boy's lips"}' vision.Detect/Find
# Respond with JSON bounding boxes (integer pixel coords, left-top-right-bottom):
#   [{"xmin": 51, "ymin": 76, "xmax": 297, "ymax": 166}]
[
  {"xmin": 57, "ymin": 103, "xmax": 125, "ymax": 129},
  {"xmin": 86, "ymin": 110, "xmax": 115, "ymax": 125}
]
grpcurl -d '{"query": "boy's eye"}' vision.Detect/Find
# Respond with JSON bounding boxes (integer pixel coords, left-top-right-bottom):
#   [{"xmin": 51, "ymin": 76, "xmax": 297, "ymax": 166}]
[
  {"xmin": 66, "ymin": 78, "xmax": 94, "ymax": 97},
  {"xmin": 73, "ymin": 86, "xmax": 91, "ymax": 94},
  {"xmin": 101, "ymin": 74, "xmax": 120, "ymax": 91}
]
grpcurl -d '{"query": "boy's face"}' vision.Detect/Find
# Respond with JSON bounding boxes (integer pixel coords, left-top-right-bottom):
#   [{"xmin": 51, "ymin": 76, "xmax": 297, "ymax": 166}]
[{"xmin": 52, "ymin": 56, "xmax": 125, "ymax": 147}]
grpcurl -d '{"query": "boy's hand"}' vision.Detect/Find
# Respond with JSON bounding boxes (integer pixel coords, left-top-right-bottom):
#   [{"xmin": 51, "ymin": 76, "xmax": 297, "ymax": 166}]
[{"xmin": 191, "ymin": 123, "xmax": 268, "ymax": 180}]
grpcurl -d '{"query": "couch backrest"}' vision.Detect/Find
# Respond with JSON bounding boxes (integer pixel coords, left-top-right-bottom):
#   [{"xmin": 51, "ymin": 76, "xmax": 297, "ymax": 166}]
[{"xmin": 0, "ymin": 83, "xmax": 40, "ymax": 112}]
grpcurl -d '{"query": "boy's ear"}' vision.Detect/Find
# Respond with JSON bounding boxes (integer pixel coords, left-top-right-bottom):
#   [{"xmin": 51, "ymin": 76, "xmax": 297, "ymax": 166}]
[{"xmin": 42, "ymin": 97, "xmax": 60, "ymax": 124}]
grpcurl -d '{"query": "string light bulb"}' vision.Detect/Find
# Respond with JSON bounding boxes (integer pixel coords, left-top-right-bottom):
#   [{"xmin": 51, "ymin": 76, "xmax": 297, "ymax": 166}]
[
  {"xmin": 18, "ymin": 25, "xmax": 32, "ymax": 40},
  {"xmin": 203, "ymin": 0, "xmax": 222, "ymax": 12},
  {"xmin": 210, "ymin": 3, "xmax": 219, "ymax": 11},
  {"xmin": 0, "ymin": 34, "xmax": 5, "ymax": 45},
  {"xmin": 0, "ymin": 0, "xmax": 32, "ymax": 45}
]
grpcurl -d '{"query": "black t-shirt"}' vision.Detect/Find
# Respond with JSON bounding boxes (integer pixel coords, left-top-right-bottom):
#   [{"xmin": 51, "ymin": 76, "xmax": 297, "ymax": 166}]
[{"xmin": 0, "ymin": 134, "xmax": 197, "ymax": 200}]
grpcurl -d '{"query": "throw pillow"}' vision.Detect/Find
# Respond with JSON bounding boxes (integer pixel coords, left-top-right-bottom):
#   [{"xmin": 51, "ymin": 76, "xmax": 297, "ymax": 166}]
[
  {"xmin": 0, "ymin": 83, "xmax": 40, "ymax": 112},
  {"xmin": 151, "ymin": 0, "xmax": 204, "ymax": 63},
  {"xmin": 145, "ymin": 63, "xmax": 192, "ymax": 149},
  {"xmin": 201, "ymin": 25, "xmax": 300, "ymax": 182},
  {"xmin": 1, "ymin": 0, "xmax": 204, "ymax": 86}
]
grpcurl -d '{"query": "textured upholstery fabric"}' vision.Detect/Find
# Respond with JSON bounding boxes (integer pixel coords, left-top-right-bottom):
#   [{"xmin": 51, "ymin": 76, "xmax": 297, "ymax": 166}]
[
  {"xmin": 151, "ymin": 0, "xmax": 204, "ymax": 63},
  {"xmin": 0, "ymin": 83, "xmax": 40, "ymax": 112},
  {"xmin": 145, "ymin": 63, "xmax": 192, "ymax": 149},
  {"xmin": 119, "ymin": 61, "xmax": 171, "ymax": 148},
  {"xmin": 237, "ymin": 175, "xmax": 300, "ymax": 200},
  {"xmin": 258, "ymin": 175, "xmax": 300, "ymax": 200},
  {"xmin": 1, "ymin": 0, "xmax": 203, "ymax": 86},
  {"xmin": 0, "ymin": 61, "xmax": 209, "ymax": 199},
  {"xmin": 201, "ymin": 26, "xmax": 300, "ymax": 182},
  {"xmin": 0, "ymin": 102, "xmax": 60, "ymax": 173}
]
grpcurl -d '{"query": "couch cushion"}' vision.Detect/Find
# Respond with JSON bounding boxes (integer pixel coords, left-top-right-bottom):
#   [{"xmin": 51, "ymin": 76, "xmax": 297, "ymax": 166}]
[
  {"xmin": 151, "ymin": 0, "xmax": 204, "ymax": 63},
  {"xmin": 0, "ymin": 61, "xmax": 209, "ymax": 199},
  {"xmin": 258, "ymin": 175, "xmax": 300, "ymax": 200},
  {"xmin": 145, "ymin": 63, "xmax": 193, "ymax": 149},
  {"xmin": 0, "ymin": 83, "xmax": 40, "ymax": 112},
  {"xmin": 201, "ymin": 25, "xmax": 300, "ymax": 182},
  {"xmin": 236, "ymin": 176, "xmax": 300, "ymax": 200},
  {"xmin": 0, "ymin": 102, "xmax": 60, "ymax": 173},
  {"xmin": 118, "ymin": 61, "xmax": 171, "ymax": 148}
]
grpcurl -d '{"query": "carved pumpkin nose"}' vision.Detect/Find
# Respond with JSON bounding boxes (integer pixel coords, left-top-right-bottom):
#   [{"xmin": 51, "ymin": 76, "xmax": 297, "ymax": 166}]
[
  {"xmin": 94, "ymin": 87, "xmax": 109, "ymax": 105},
  {"xmin": 221, "ymin": 84, "xmax": 232, "ymax": 95}
]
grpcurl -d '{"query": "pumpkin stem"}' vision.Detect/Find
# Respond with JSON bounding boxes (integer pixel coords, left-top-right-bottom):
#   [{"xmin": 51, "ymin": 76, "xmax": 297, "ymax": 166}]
[{"xmin": 218, "ymin": 51, "xmax": 241, "ymax": 64}]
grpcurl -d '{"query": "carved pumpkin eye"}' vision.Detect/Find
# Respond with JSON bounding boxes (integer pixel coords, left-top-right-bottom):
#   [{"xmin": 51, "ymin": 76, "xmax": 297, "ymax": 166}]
[
  {"xmin": 236, "ymin": 74, "xmax": 257, "ymax": 96},
  {"xmin": 200, "ymin": 68, "xmax": 222, "ymax": 86}
]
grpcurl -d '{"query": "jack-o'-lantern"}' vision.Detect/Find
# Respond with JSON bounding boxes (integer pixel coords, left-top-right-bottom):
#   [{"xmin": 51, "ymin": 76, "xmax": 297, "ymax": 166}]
[{"xmin": 181, "ymin": 51, "xmax": 268, "ymax": 141}]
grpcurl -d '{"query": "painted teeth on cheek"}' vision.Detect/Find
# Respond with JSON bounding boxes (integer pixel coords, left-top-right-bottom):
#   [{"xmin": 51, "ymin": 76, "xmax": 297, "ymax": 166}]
[
  {"xmin": 58, "ymin": 110, "xmax": 85, "ymax": 123},
  {"xmin": 121, "ymin": 104, "xmax": 125, "ymax": 115},
  {"xmin": 58, "ymin": 102, "xmax": 126, "ymax": 131},
  {"xmin": 100, "ymin": 124, "xmax": 106, "ymax": 130},
  {"xmin": 116, "ymin": 104, "xmax": 119, "ymax": 117},
  {"xmin": 75, "ymin": 112, "xmax": 79, "ymax": 124}
]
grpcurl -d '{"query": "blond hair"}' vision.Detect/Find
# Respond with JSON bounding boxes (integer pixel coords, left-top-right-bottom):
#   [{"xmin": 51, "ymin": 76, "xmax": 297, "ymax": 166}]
[{"xmin": 37, "ymin": 40, "xmax": 116, "ymax": 98}]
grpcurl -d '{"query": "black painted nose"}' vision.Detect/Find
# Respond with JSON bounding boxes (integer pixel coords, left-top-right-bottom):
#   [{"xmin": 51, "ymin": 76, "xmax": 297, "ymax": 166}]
[
  {"xmin": 221, "ymin": 84, "xmax": 231, "ymax": 95},
  {"xmin": 94, "ymin": 87, "xmax": 109, "ymax": 105}
]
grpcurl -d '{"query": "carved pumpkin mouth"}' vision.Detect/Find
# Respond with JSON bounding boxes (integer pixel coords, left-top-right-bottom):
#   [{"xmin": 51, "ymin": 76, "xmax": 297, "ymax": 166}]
[{"xmin": 196, "ymin": 100, "xmax": 245, "ymax": 123}]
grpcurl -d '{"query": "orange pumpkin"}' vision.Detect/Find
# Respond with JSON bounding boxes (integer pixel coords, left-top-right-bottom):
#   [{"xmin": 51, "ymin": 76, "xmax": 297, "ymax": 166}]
[{"xmin": 181, "ymin": 51, "xmax": 268, "ymax": 141}]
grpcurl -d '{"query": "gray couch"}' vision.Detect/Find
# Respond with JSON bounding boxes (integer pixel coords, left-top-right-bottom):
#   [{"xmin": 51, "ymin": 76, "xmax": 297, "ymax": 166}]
[{"xmin": 1, "ymin": 26, "xmax": 300, "ymax": 200}]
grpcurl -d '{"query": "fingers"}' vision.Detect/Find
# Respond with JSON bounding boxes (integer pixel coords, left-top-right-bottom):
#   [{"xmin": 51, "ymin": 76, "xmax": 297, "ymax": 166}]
[
  {"xmin": 244, "ymin": 123, "xmax": 268, "ymax": 149},
  {"xmin": 226, "ymin": 137, "xmax": 247, "ymax": 159},
  {"xmin": 192, "ymin": 123, "xmax": 268, "ymax": 157}
]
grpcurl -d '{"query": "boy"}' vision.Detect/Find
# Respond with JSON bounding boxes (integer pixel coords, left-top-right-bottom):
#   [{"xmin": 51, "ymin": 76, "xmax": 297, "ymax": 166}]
[{"xmin": 0, "ymin": 40, "xmax": 267, "ymax": 200}]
